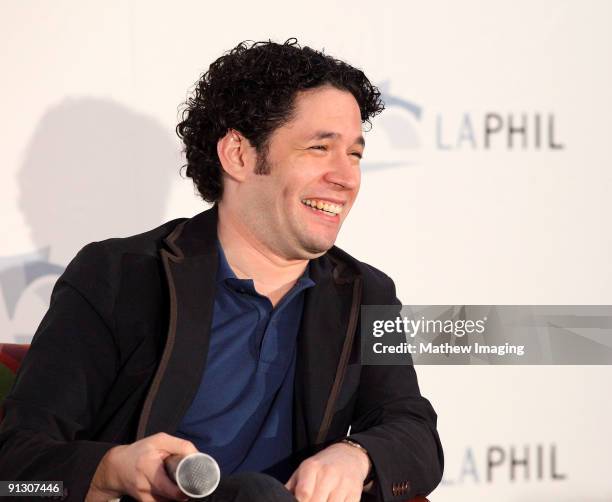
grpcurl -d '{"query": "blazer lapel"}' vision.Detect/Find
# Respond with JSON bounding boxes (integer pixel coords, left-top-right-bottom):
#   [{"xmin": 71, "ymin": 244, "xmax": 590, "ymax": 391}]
[
  {"xmin": 137, "ymin": 208, "xmax": 219, "ymax": 438},
  {"xmin": 293, "ymin": 254, "xmax": 357, "ymax": 450}
]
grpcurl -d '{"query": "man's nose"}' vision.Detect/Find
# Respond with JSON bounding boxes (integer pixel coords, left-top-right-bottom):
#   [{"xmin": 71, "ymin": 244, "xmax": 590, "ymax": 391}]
[{"xmin": 323, "ymin": 151, "xmax": 360, "ymax": 190}]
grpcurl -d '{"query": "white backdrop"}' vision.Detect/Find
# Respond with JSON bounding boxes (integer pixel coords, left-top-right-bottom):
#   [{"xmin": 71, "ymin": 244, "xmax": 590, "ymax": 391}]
[{"xmin": 1, "ymin": 1, "xmax": 611, "ymax": 499}]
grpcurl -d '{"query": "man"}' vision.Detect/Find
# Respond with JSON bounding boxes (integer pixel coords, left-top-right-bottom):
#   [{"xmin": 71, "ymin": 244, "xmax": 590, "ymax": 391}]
[{"xmin": 0, "ymin": 39, "xmax": 443, "ymax": 501}]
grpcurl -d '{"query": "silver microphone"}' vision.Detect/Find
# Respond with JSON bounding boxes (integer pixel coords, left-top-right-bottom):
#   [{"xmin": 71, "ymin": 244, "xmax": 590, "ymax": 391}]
[{"xmin": 165, "ymin": 452, "xmax": 221, "ymax": 499}]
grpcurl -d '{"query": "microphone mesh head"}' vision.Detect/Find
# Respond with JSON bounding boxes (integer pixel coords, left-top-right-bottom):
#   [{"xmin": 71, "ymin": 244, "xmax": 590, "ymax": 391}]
[{"xmin": 177, "ymin": 453, "xmax": 220, "ymax": 498}]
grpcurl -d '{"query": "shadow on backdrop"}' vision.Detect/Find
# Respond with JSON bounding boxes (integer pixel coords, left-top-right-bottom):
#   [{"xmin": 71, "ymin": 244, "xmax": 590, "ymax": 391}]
[
  {"xmin": 1, "ymin": 97, "xmax": 180, "ymax": 342},
  {"xmin": 18, "ymin": 97, "xmax": 179, "ymax": 263}
]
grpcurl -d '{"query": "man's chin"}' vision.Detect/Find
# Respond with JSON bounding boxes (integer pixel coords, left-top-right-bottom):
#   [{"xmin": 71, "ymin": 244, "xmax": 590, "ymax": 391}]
[{"xmin": 298, "ymin": 238, "xmax": 336, "ymax": 258}]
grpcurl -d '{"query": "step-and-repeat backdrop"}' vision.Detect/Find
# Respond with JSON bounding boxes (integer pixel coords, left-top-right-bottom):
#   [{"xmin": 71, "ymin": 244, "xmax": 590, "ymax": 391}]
[{"xmin": 2, "ymin": 2, "xmax": 611, "ymax": 500}]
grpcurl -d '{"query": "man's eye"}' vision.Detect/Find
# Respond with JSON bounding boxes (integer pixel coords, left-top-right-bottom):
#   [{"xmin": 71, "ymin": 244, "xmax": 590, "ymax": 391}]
[
  {"xmin": 310, "ymin": 145, "xmax": 327, "ymax": 151},
  {"xmin": 351, "ymin": 152, "xmax": 363, "ymax": 159}
]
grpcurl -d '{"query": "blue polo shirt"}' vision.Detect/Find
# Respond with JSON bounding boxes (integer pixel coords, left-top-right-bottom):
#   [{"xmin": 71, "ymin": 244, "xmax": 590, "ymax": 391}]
[{"xmin": 175, "ymin": 241, "xmax": 315, "ymax": 476}]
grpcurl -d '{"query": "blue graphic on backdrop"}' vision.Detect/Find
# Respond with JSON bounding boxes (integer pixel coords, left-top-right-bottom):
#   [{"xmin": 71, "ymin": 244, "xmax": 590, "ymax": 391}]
[
  {"xmin": 0, "ymin": 250, "xmax": 64, "ymax": 343},
  {"xmin": 361, "ymin": 81, "xmax": 423, "ymax": 171},
  {"xmin": 0, "ymin": 250, "xmax": 63, "ymax": 319}
]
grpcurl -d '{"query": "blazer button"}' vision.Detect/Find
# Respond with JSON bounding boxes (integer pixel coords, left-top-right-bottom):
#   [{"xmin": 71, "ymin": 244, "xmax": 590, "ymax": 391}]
[{"xmin": 391, "ymin": 482, "xmax": 399, "ymax": 496}]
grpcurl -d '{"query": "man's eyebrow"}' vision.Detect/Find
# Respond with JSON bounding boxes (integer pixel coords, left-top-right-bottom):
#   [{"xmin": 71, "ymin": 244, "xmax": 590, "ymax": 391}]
[{"xmin": 308, "ymin": 131, "xmax": 365, "ymax": 147}]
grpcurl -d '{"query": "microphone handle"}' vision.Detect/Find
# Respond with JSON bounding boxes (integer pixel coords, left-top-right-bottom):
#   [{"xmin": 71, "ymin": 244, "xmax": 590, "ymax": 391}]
[{"xmin": 164, "ymin": 453, "xmax": 183, "ymax": 484}]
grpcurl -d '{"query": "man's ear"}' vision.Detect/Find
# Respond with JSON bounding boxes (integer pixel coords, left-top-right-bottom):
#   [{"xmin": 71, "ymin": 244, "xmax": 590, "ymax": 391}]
[{"xmin": 217, "ymin": 129, "xmax": 255, "ymax": 182}]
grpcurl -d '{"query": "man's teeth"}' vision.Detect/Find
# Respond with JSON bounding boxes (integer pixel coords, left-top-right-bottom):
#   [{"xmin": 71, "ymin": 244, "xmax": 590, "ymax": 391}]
[{"xmin": 301, "ymin": 199, "xmax": 343, "ymax": 215}]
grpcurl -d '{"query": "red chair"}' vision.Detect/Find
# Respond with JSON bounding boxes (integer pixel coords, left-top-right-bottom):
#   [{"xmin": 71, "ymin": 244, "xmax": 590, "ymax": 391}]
[
  {"xmin": 0, "ymin": 343, "xmax": 29, "ymax": 422},
  {"xmin": 0, "ymin": 344, "xmax": 429, "ymax": 501}
]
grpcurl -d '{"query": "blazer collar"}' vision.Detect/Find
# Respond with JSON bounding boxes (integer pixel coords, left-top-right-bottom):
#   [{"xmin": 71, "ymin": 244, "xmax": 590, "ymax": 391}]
[{"xmin": 164, "ymin": 205, "xmax": 219, "ymax": 260}]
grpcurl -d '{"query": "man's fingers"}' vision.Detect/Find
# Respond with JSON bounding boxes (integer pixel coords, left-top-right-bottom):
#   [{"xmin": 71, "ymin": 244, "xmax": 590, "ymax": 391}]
[
  {"xmin": 292, "ymin": 463, "xmax": 318, "ymax": 501},
  {"xmin": 308, "ymin": 467, "xmax": 337, "ymax": 502},
  {"xmin": 149, "ymin": 496, "xmax": 173, "ymax": 502},
  {"xmin": 138, "ymin": 496, "xmax": 172, "ymax": 502},
  {"xmin": 334, "ymin": 480, "xmax": 361, "ymax": 502},
  {"xmin": 335, "ymin": 476, "xmax": 362, "ymax": 502},
  {"xmin": 148, "ymin": 462, "xmax": 188, "ymax": 502},
  {"xmin": 284, "ymin": 474, "xmax": 296, "ymax": 492},
  {"xmin": 342, "ymin": 492, "xmax": 362, "ymax": 502},
  {"xmin": 151, "ymin": 432, "xmax": 199, "ymax": 456}
]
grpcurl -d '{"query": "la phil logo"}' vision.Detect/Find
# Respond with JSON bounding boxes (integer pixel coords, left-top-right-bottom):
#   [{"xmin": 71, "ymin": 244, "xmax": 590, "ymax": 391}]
[
  {"xmin": 371, "ymin": 82, "xmax": 564, "ymax": 160},
  {"xmin": 435, "ymin": 113, "xmax": 564, "ymax": 151},
  {"xmin": 442, "ymin": 443, "xmax": 567, "ymax": 485}
]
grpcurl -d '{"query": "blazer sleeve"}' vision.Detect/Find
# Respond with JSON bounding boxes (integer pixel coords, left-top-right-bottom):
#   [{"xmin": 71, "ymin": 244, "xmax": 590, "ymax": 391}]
[
  {"xmin": 0, "ymin": 244, "xmax": 121, "ymax": 501},
  {"xmin": 348, "ymin": 289, "xmax": 444, "ymax": 501}
]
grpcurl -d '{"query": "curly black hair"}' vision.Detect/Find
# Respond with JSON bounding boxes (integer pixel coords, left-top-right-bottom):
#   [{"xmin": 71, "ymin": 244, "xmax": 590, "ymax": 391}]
[{"xmin": 176, "ymin": 38, "xmax": 384, "ymax": 203}]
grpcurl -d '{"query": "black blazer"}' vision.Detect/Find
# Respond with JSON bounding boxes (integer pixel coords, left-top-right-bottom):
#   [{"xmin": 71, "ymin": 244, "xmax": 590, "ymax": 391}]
[{"xmin": 0, "ymin": 206, "xmax": 443, "ymax": 501}]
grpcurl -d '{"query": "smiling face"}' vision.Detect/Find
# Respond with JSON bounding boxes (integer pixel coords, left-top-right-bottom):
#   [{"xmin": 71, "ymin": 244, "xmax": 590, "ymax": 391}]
[{"xmin": 234, "ymin": 86, "xmax": 364, "ymax": 260}]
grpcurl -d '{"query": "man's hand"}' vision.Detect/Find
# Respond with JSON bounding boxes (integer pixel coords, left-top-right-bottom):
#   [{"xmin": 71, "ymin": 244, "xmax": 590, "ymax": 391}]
[
  {"xmin": 85, "ymin": 432, "xmax": 199, "ymax": 502},
  {"xmin": 285, "ymin": 442, "xmax": 370, "ymax": 502}
]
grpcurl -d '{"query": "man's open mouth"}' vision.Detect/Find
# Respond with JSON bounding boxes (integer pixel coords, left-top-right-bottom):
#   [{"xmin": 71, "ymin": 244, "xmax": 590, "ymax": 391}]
[{"xmin": 301, "ymin": 199, "xmax": 343, "ymax": 216}]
